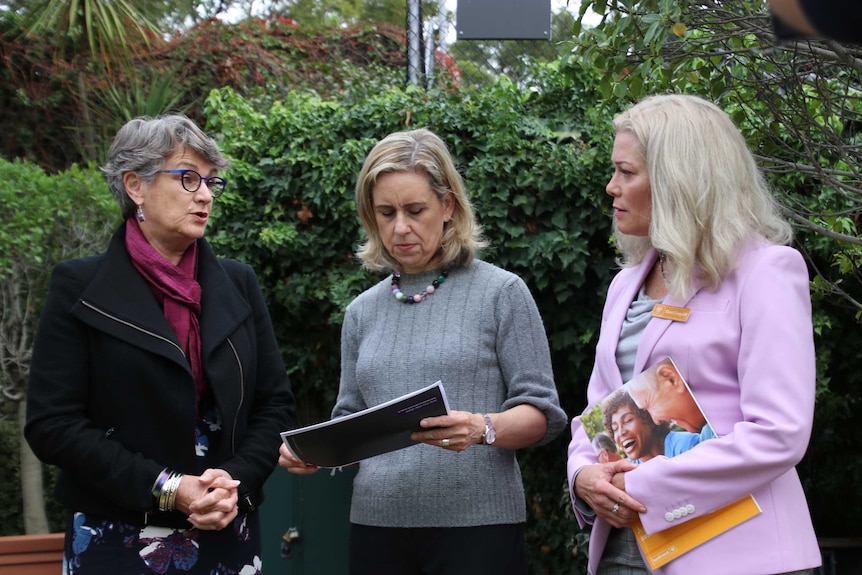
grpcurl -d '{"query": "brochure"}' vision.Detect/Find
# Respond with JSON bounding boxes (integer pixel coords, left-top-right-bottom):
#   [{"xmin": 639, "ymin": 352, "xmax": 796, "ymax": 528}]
[
  {"xmin": 579, "ymin": 357, "xmax": 761, "ymax": 570},
  {"xmin": 280, "ymin": 380, "xmax": 450, "ymax": 468}
]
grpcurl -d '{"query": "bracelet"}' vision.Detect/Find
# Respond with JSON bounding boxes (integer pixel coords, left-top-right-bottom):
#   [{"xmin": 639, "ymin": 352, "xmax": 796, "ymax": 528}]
[
  {"xmin": 158, "ymin": 473, "xmax": 174, "ymax": 512},
  {"xmin": 151, "ymin": 469, "xmax": 170, "ymax": 499},
  {"xmin": 165, "ymin": 473, "xmax": 182, "ymax": 512},
  {"xmin": 155, "ymin": 471, "xmax": 184, "ymax": 512}
]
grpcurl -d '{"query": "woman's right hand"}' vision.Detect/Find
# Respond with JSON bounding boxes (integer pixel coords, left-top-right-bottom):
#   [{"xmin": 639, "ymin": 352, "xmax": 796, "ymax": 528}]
[
  {"xmin": 175, "ymin": 469, "xmax": 240, "ymax": 531},
  {"xmin": 574, "ymin": 461, "xmax": 646, "ymax": 528},
  {"xmin": 279, "ymin": 443, "xmax": 320, "ymax": 475}
]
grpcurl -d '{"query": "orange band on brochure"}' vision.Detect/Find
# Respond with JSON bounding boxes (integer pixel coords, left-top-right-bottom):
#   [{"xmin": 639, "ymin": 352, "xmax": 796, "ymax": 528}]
[{"xmin": 651, "ymin": 303, "xmax": 691, "ymax": 322}]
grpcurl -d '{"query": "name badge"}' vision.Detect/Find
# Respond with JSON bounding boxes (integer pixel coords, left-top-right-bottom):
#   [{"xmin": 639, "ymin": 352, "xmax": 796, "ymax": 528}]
[{"xmin": 652, "ymin": 303, "xmax": 691, "ymax": 322}]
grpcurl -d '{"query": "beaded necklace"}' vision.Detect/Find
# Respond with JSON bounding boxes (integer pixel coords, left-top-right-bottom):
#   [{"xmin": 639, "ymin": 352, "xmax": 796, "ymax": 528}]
[{"xmin": 391, "ymin": 268, "xmax": 449, "ymax": 304}]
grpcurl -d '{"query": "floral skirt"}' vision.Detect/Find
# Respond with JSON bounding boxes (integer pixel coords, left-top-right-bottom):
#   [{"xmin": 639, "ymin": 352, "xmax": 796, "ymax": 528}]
[{"xmin": 62, "ymin": 509, "xmax": 262, "ymax": 575}]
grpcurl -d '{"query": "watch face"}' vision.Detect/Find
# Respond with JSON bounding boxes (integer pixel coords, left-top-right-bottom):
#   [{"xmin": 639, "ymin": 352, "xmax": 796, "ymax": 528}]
[
  {"xmin": 483, "ymin": 414, "xmax": 496, "ymax": 445},
  {"xmin": 486, "ymin": 426, "xmax": 496, "ymax": 444}
]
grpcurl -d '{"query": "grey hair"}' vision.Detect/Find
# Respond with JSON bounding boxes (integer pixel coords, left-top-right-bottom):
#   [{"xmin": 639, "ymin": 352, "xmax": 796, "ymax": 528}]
[
  {"xmin": 100, "ymin": 115, "xmax": 230, "ymax": 220},
  {"xmin": 591, "ymin": 432, "xmax": 618, "ymax": 454},
  {"xmin": 354, "ymin": 128, "xmax": 489, "ymax": 272},
  {"xmin": 612, "ymin": 94, "xmax": 792, "ymax": 300}
]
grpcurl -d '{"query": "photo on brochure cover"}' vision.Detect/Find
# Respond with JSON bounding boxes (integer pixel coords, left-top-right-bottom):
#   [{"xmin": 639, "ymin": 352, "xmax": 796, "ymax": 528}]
[
  {"xmin": 579, "ymin": 356, "xmax": 716, "ymax": 466},
  {"xmin": 579, "ymin": 356, "xmax": 761, "ymax": 570}
]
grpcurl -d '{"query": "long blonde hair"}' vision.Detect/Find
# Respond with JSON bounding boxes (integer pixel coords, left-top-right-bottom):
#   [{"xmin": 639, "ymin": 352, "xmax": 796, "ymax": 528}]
[{"xmin": 612, "ymin": 94, "xmax": 792, "ymax": 299}]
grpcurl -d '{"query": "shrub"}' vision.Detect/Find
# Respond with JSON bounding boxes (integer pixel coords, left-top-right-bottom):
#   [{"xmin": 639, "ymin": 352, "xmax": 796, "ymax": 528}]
[{"xmin": 0, "ymin": 157, "xmax": 118, "ymax": 534}]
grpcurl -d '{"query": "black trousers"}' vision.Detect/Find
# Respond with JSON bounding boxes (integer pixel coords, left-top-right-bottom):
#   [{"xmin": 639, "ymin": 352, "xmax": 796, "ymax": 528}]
[{"xmin": 348, "ymin": 522, "xmax": 527, "ymax": 575}]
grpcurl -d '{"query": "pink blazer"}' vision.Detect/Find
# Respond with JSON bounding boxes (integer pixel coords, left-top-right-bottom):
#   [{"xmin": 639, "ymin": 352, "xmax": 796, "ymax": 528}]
[{"xmin": 567, "ymin": 240, "xmax": 821, "ymax": 575}]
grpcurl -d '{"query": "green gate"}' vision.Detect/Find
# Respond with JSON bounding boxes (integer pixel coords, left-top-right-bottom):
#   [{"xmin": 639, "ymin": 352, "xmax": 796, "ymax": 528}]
[{"xmin": 260, "ymin": 466, "xmax": 357, "ymax": 574}]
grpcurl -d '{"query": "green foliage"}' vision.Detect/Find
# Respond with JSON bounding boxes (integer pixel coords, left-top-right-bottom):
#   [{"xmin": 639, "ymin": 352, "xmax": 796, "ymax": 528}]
[
  {"xmin": 272, "ymin": 0, "xmax": 364, "ymax": 25},
  {"xmin": 257, "ymin": 0, "xmax": 443, "ymax": 28},
  {"xmin": 0, "ymin": 417, "xmax": 64, "ymax": 535},
  {"xmin": 0, "ymin": 31, "xmax": 83, "ymax": 168},
  {"xmin": 798, "ymin": 328, "xmax": 862, "ymax": 537},
  {"xmin": 91, "ymin": 65, "xmax": 193, "ymax": 124},
  {"xmin": 566, "ymin": 0, "xmax": 862, "ymax": 314},
  {"xmin": 0, "ymin": 158, "xmax": 117, "ymax": 535},
  {"xmin": 0, "ymin": 159, "xmax": 117, "ymax": 283},
  {"xmin": 204, "ymin": 59, "xmax": 610, "ymax": 572},
  {"xmin": 0, "ymin": 17, "xmax": 409, "ymax": 170},
  {"xmin": 0, "ymin": 416, "xmax": 22, "ymax": 534},
  {"xmin": 157, "ymin": 17, "xmax": 407, "ymax": 104},
  {"xmin": 359, "ymin": 0, "xmax": 443, "ymax": 27},
  {"xmin": 13, "ymin": 0, "xmax": 162, "ymax": 71},
  {"xmin": 0, "ymin": 157, "xmax": 118, "ymax": 400},
  {"xmin": 579, "ymin": 402, "xmax": 605, "ymax": 440}
]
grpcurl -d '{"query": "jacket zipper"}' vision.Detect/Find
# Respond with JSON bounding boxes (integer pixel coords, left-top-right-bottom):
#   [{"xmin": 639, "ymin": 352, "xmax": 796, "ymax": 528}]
[
  {"xmin": 226, "ymin": 337, "xmax": 244, "ymax": 453},
  {"xmin": 82, "ymin": 300, "xmax": 245, "ymax": 455},
  {"xmin": 81, "ymin": 300, "xmax": 185, "ymax": 356}
]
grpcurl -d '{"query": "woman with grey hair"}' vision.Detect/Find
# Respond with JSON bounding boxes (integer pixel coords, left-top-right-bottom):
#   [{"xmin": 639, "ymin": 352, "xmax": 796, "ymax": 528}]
[
  {"xmin": 566, "ymin": 95, "xmax": 819, "ymax": 574},
  {"xmin": 25, "ymin": 114, "xmax": 295, "ymax": 574},
  {"xmin": 279, "ymin": 128, "xmax": 567, "ymax": 574}
]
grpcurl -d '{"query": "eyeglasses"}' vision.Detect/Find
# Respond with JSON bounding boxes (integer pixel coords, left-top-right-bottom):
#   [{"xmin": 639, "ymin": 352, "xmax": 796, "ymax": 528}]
[{"xmin": 156, "ymin": 169, "xmax": 228, "ymax": 198}]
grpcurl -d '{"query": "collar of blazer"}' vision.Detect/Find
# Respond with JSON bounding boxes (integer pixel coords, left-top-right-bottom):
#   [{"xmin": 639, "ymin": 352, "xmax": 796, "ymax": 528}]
[
  {"xmin": 614, "ymin": 248, "xmax": 705, "ymax": 376},
  {"xmin": 71, "ymin": 224, "xmax": 252, "ymax": 360}
]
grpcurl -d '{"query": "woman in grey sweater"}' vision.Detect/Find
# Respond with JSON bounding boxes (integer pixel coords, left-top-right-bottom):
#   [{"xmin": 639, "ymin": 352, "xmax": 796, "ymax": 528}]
[{"xmin": 279, "ymin": 128, "xmax": 566, "ymax": 574}]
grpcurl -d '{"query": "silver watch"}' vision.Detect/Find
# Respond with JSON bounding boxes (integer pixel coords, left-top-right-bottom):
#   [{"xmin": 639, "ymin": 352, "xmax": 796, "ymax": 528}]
[{"xmin": 481, "ymin": 414, "xmax": 496, "ymax": 445}]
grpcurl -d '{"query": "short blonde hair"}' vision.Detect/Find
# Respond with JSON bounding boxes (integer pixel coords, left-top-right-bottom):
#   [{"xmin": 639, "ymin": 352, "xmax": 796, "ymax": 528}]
[
  {"xmin": 612, "ymin": 94, "xmax": 792, "ymax": 299},
  {"xmin": 354, "ymin": 128, "xmax": 488, "ymax": 271}
]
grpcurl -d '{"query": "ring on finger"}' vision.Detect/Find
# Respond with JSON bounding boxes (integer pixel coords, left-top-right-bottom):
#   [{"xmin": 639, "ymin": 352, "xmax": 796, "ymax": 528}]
[
  {"xmin": 442, "ymin": 438, "xmax": 450, "ymax": 448},
  {"xmin": 612, "ymin": 502, "xmax": 620, "ymax": 515}
]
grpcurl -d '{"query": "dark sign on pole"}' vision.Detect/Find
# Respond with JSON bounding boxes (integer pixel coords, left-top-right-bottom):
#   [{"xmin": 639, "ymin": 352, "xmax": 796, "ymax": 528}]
[{"xmin": 455, "ymin": 0, "xmax": 552, "ymax": 40}]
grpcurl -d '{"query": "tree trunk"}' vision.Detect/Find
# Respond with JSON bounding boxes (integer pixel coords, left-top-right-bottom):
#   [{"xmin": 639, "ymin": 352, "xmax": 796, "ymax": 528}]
[
  {"xmin": 18, "ymin": 399, "xmax": 50, "ymax": 534},
  {"xmin": 76, "ymin": 71, "xmax": 97, "ymax": 161}
]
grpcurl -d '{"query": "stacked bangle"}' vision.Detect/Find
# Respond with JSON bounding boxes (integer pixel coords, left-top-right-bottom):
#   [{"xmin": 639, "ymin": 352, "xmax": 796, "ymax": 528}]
[
  {"xmin": 151, "ymin": 469, "xmax": 170, "ymax": 498},
  {"xmin": 152, "ymin": 469, "xmax": 184, "ymax": 512}
]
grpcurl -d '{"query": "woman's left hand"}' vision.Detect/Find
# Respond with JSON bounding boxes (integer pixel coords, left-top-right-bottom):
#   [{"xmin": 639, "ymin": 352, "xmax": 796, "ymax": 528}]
[
  {"xmin": 575, "ymin": 462, "xmax": 645, "ymax": 528},
  {"xmin": 177, "ymin": 468, "xmax": 241, "ymax": 530},
  {"xmin": 412, "ymin": 405, "xmax": 547, "ymax": 451},
  {"xmin": 410, "ymin": 410, "xmax": 485, "ymax": 452}
]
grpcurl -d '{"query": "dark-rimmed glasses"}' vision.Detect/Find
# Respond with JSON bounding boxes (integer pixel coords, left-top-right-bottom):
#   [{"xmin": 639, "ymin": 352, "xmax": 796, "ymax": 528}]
[{"xmin": 156, "ymin": 169, "xmax": 228, "ymax": 197}]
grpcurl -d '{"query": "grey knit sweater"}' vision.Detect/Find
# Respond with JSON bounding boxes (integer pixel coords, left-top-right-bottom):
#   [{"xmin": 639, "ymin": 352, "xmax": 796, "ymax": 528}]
[{"xmin": 333, "ymin": 259, "xmax": 567, "ymax": 528}]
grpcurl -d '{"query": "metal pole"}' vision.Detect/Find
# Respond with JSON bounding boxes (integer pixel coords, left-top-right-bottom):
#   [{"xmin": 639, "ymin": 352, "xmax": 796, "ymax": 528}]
[
  {"xmin": 425, "ymin": 26, "xmax": 439, "ymax": 90},
  {"xmin": 406, "ymin": 0, "xmax": 423, "ymax": 86}
]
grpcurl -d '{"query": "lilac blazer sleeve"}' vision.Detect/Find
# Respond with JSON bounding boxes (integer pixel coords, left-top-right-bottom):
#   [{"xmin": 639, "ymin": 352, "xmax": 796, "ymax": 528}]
[{"xmin": 567, "ymin": 240, "xmax": 821, "ymax": 575}]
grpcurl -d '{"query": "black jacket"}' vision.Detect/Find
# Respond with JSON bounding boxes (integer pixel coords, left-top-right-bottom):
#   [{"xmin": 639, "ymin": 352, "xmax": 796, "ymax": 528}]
[{"xmin": 25, "ymin": 224, "xmax": 295, "ymax": 528}]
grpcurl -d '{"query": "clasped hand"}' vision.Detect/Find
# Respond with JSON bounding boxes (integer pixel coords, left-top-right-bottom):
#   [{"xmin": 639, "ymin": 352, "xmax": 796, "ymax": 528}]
[
  {"xmin": 174, "ymin": 468, "xmax": 241, "ymax": 531},
  {"xmin": 574, "ymin": 461, "xmax": 647, "ymax": 528}
]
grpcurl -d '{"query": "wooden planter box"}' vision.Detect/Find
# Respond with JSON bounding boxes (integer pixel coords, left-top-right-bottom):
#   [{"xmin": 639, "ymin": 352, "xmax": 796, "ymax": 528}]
[{"xmin": 0, "ymin": 533, "xmax": 63, "ymax": 575}]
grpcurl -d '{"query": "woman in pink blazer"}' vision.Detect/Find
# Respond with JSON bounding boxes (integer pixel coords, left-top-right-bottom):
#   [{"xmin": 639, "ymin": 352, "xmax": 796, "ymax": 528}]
[{"xmin": 566, "ymin": 94, "xmax": 820, "ymax": 575}]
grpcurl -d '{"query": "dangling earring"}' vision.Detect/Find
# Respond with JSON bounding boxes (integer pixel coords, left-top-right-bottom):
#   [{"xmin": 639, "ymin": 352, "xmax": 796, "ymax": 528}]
[{"xmin": 136, "ymin": 205, "xmax": 145, "ymax": 222}]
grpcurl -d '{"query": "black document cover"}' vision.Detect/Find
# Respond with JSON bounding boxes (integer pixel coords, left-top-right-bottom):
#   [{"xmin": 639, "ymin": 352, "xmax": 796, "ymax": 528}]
[{"xmin": 280, "ymin": 381, "xmax": 450, "ymax": 468}]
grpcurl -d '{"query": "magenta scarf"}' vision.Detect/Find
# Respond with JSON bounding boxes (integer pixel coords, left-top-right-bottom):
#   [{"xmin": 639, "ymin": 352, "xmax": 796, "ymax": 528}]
[{"xmin": 125, "ymin": 218, "xmax": 205, "ymax": 408}]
